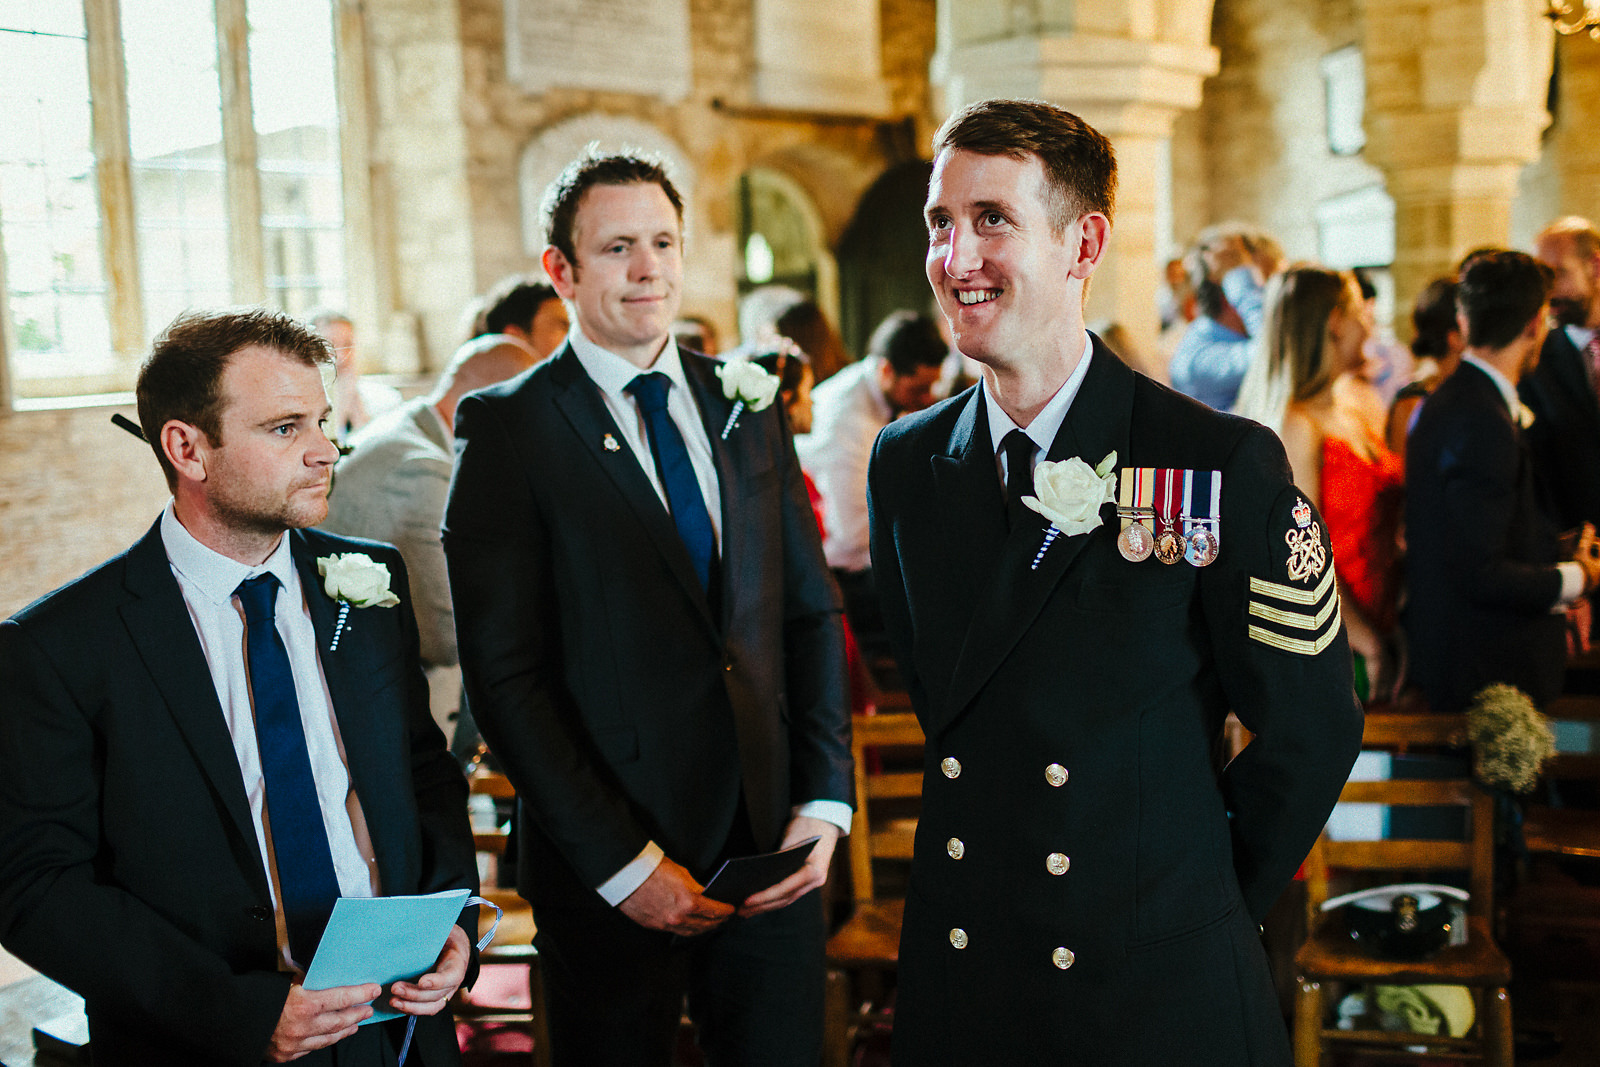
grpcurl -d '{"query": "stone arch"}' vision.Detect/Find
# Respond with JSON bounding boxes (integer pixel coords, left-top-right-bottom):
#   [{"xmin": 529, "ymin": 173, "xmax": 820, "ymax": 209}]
[
  {"xmin": 836, "ymin": 160, "xmax": 936, "ymax": 363},
  {"xmin": 517, "ymin": 114, "xmax": 698, "ymax": 257},
  {"xmin": 734, "ymin": 166, "xmax": 838, "ymax": 338}
]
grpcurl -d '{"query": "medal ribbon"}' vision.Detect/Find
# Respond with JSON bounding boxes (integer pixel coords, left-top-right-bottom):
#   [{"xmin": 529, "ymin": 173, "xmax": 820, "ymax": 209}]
[
  {"xmin": 1118, "ymin": 467, "xmax": 1155, "ymax": 531},
  {"xmin": 1182, "ymin": 469, "xmax": 1220, "ymax": 537},
  {"xmin": 1153, "ymin": 468, "xmax": 1179, "ymax": 538}
]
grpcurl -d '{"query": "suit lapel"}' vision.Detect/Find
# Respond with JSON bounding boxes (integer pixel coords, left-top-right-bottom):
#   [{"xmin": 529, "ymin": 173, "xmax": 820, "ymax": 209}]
[
  {"xmin": 547, "ymin": 346, "xmax": 719, "ymax": 636},
  {"xmin": 291, "ymin": 533, "xmax": 378, "ymax": 770},
  {"xmin": 120, "ymin": 522, "xmax": 266, "ymax": 893},
  {"xmin": 931, "ymin": 343, "xmax": 1135, "ymax": 735}
]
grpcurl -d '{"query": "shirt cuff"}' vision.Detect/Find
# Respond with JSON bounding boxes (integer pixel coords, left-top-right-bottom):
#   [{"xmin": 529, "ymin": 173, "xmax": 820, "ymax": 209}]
[
  {"xmin": 596, "ymin": 841, "xmax": 665, "ymax": 906},
  {"xmin": 1556, "ymin": 562, "xmax": 1586, "ymax": 610},
  {"xmin": 793, "ymin": 800, "xmax": 854, "ymax": 835}
]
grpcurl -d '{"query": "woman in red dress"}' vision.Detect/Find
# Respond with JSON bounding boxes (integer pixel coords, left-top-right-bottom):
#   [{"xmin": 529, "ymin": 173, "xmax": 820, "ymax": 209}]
[{"xmin": 1236, "ymin": 265, "xmax": 1404, "ymax": 701}]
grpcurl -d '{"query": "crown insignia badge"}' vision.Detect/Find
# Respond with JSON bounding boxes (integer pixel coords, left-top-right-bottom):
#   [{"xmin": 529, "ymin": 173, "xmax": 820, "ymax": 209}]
[{"xmin": 1292, "ymin": 497, "xmax": 1313, "ymax": 529}]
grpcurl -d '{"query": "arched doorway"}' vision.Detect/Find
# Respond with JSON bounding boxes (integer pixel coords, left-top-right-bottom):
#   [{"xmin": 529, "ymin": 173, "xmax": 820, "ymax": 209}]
[
  {"xmin": 734, "ymin": 167, "xmax": 837, "ymax": 338},
  {"xmin": 836, "ymin": 160, "xmax": 934, "ymax": 363}
]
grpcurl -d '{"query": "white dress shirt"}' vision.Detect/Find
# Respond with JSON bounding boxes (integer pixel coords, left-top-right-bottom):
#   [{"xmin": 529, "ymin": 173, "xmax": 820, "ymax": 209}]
[
  {"xmin": 1461, "ymin": 356, "xmax": 1585, "ymax": 609},
  {"xmin": 795, "ymin": 356, "xmax": 893, "ymax": 572},
  {"xmin": 566, "ymin": 328, "xmax": 852, "ymax": 904},
  {"xmin": 161, "ymin": 504, "xmax": 378, "ymax": 971},
  {"xmin": 985, "ymin": 332, "xmax": 1095, "ymax": 485}
]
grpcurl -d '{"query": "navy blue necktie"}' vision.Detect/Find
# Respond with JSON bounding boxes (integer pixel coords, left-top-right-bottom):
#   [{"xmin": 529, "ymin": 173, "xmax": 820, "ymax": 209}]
[
  {"xmin": 626, "ymin": 372, "xmax": 717, "ymax": 591},
  {"xmin": 236, "ymin": 574, "xmax": 342, "ymax": 970}
]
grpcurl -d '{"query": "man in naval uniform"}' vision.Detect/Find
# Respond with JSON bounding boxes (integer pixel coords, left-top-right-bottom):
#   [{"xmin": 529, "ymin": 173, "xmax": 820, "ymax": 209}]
[{"xmin": 867, "ymin": 98, "xmax": 1364, "ymax": 1065}]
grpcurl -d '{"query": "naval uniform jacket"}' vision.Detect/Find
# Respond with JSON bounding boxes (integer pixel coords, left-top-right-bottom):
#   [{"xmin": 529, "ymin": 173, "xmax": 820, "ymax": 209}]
[
  {"xmin": 0, "ymin": 526, "xmax": 476, "ymax": 1066},
  {"xmin": 868, "ymin": 338, "xmax": 1362, "ymax": 1065}
]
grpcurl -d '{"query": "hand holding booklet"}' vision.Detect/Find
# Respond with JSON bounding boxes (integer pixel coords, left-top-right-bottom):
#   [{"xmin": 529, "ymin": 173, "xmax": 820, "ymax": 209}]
[
  {"xmin": 302, "ymin": 888, "xmax": 475, "ymax": 1024},
  {"xmin": 700, "ymin": 835, "xmax": 821, "ymax": 905}
]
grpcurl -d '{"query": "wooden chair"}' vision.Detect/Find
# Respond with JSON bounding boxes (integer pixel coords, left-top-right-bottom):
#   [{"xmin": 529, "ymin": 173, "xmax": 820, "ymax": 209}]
[
  {"xmin": 454, "ymin": 769, "xmax": 552, "ymax": 1067},
  {"xmin": 1293, "ymin": 712, "xmax": 1513, "ymax": 1067},
  {"xmin": 823, "ymin": 710, "xmax": 924, "ymax": 1067}
]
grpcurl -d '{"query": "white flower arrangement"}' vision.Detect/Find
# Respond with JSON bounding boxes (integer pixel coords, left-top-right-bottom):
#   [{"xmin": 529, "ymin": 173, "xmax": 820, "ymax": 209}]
[
  {"xmin": 1021, "ymin": 451, "xmax": 1118, "ymax": 570},
  {"xmin": 714, "ymin": 358, "xmax": 782, "ymax": 439},
  {"xmin": 1466, "ymin": 683, "xmax": 1555, "ymax": 794},
  {"xmin": 317, "ymin": 553, "xmax": 400, "ymax": 651}
]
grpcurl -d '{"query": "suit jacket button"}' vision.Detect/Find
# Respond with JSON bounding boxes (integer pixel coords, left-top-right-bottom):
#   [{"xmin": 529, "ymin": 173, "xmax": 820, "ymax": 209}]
[
  {"xmin": 249, "ymin": 906, "xmax": 271, "ymax": 922},
  {"xmin": 1052, "ymin": 946, "xmax": 1075, "ymax": 969},
  {"xmin": 1045, "ymin": 763, "xmax": 1068, "ymax": 787},
  {"xmin": 947, "ymin": 838, "xmax": 965, "ymax": 860},
  {"xmin": 1046, "ymin": 852, "xmax": 1070, "ymax": 876},
  {"xmin": 949, "ymin": 928, "xmax": 968, "ymax": 949},
  {"xmin": 941, "ymin": 757, "xmax": 961, "ymax": 779}
]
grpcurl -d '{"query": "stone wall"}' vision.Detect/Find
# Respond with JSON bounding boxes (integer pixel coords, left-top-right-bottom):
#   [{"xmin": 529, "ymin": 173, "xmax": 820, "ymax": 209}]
[{"xmin": 0, "ymin": 403, "xmax": 169, "ymax": 619}]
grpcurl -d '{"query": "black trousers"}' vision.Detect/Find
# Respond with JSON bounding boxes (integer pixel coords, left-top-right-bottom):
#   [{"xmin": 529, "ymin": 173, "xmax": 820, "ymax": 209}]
[{"xmin": 532, "ymin": 889, "xmax": 826, "ymax": 1067}]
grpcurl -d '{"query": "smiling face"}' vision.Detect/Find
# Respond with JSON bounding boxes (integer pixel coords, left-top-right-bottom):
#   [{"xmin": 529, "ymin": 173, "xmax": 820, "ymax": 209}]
[
  {"xmin": 924, "ymin": 149, "xmax": 1100, "ymax": 372},
  {"xmin": 197, "ymin": 345, "xmax": 339, "ymax": 539},
  {"xmin": 543, "ymin": 181, "xmax": 683, "ymax": 368}
]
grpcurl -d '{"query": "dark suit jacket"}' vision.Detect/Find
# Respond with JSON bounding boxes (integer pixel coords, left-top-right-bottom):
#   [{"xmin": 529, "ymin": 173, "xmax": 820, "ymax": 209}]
[
  {"xmin": 868, "ymin": 340, "xmax": 1362, "ymax": 1065},
  {"xmin": 1408, "ymin": 361, "xmax": 1567, "ymax": 711},
  {"xmin": 442, "ymin": 344, "xmax": 851, "ymax": 907},
  {"xmin": 1520, "ymin": 325, "xmax": 1600, "ymax": 534},
  {"xmin": 0, "ymin": 524, "xmax": 477, "ymax": 1066}
]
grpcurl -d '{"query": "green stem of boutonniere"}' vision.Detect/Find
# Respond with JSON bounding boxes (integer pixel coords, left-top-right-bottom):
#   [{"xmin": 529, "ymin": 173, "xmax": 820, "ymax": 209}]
[
  {"xmin": 329, "ymin": 602, "xmax": 351, "ymax": 652},
  {"xmin": 720, "ymin": 400, "xmax": 746, "ymax": 440}
]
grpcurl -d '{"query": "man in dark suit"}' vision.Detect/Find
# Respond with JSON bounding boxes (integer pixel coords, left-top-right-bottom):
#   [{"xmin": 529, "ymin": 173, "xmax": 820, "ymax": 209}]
[
  {"xmin": 867, "ymin": 99, "xmax": 1363, "ymax": 1065},
  {"xmin": 0, "ymin": 309, "xmax": 478, "ymax": 1066},
  {"xmin": 1408, "ymin": 251, "xmax": 1600, "ymax": 712},
  {"xmin": 1523, "ymin": 218, "xmax": 1600, "ymax": 538},
  {"xmin": 442, "ymin": 152, "xmax": 851, "ymax": 1067}
]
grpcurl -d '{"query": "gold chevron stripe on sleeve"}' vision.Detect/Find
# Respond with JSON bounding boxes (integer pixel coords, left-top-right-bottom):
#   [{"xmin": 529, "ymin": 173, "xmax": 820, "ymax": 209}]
[
  {"xmin": 1248, "ymin": 564, "xmax": 1336, "ymax": 606},
  {"xmin": 1248, "ymin": 589, "xmax": 1341, "ymax": 631},
  {"xmin": 1247, "ymin": 603, "xmax": 1343, "ymax": 656}
]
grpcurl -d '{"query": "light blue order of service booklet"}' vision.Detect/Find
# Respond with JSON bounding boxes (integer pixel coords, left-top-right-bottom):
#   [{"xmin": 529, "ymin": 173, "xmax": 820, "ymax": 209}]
[{"xmin": 302, "ymin": 888, "xmax": 470, "ymax": 1025}]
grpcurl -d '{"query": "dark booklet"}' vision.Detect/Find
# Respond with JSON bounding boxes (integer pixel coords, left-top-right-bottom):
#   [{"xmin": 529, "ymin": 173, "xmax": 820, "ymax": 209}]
[{"xmin": 701, "ymin": 836, "xmax": 821, "ymax": 905}]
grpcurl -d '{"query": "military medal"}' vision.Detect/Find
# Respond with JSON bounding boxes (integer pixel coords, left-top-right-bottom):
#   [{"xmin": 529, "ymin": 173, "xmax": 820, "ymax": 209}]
[
  {"xmin": 1181, "ymin": 468, "xmax": 1222, "ymax": 567},
  {"xmin": 1116, "ymin": 466, "xmax": 1155, "ymax": 562},
  {"xmin": 1152, "ymin": 468, "xmax": 1186, "ymax": 565}
]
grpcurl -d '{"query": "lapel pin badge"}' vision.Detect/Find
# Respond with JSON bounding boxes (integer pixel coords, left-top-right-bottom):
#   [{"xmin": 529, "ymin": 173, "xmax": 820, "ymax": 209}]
[{"xmin": 603, "ymin": 433, "xmax": 620, "ymax": 452}]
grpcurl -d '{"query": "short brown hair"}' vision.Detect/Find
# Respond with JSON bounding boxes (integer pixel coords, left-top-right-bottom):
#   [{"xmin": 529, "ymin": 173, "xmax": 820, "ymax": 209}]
[
  {"xmin": 932, "ymin": 99, "xmax": 1117, "ymax": 235},
  {"xmin": 1537, "ymin": 216, "xmax": 1600, "ymax": 262},
  {"xmin": 1457, "ymin": 251, "xmax": 1552, "ymax": 350},
  {"xmin": 136, "ymin": 308, "xmax": 333, "ymax": 488},
  {"xmin": 541, "ymin": 150, "xmax": 684, "ymax": 270}
]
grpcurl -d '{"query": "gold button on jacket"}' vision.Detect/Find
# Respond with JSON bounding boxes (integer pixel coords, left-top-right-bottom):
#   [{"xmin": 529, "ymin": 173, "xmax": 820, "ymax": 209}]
[
  {"xmin": 1046, "ymin": 852, "xmax": 1070, "ymax": 875},
  {"xmin": 1045, "ymin": 763, "xmax": 1068, "ymax": 787},
  {"xmin": 949, "ymin": 928, "xmax": 969, "ymax": 949},
  {"xmin": 947, "ymin": 837, "xmax": 965, "ymax": 859},
  {"xmin": 941, "ymin": 756, "xmax": 962, "ymax": 779},
  {"xmin": 1052, "ymin": 946, "xmax": 1075, "ymax": 970}
]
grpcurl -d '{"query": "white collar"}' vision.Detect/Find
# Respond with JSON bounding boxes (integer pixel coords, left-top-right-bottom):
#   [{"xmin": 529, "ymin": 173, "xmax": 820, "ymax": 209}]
[
  {"xmin": 984, "ymin": 331, "xmax": 1094, "ymax": 457},
  {"xmin": 1565, "ymin": 323, "xmax": 1595, "ymax": 352},
  {"xmin": 1463, "ymin": 355, "xmax": 1520, "ymax": 415},
  {"xmin": 567, "ymin": 326, "xmax": 686, "ymax": 401},
  {"xmin": 160, "ymin": 502, "xmax": 297, "ymax": 606}
]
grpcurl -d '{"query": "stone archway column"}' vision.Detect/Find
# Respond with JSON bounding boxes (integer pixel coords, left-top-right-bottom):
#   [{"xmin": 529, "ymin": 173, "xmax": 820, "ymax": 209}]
[
  {"xmin": 931, "ymin": 15, "xmax": 1218, "ymax": 373},
  {"xmin": 1362, "ymin": 0, "xmax": 1552, "ymax": 312}
]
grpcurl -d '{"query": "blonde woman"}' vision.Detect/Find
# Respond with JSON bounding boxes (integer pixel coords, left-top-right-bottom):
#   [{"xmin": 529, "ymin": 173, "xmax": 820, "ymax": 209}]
[{"xmin": 1237, "ymin": 265, "xmax": 1404, "ymax": 701}]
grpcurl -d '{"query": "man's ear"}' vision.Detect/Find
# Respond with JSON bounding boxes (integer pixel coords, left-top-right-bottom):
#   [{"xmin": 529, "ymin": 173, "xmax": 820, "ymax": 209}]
[
  {"xmin": 542, "ymin": 246, "xmax": 577, "ymax": 300},
  {"xmin": 161, "ymin": 420, "xmax": 210, "ymax": 484},
  {"xmin": 1069, "ymin": 213, "xmax": 1112, "ymax": 280}
]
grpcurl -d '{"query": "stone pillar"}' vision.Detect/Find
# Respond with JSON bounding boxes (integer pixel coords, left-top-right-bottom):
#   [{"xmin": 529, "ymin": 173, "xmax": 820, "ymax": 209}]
[
  {"xmin": 1363, "ymin": 0, "xmax": 1552, "ymax": 311},
  {"xmin": 931, "ymin": 7, "xmax": 1218, "ymax": 371},
  {"xmin": 1551, "ymin": 34, "xmax": 1600, "ymax": 218}
]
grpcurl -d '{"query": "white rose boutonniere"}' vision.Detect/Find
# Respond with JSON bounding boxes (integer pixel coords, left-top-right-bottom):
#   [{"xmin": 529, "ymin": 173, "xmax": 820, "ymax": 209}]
[
  {"xmin": 714, "ymin": 358, "xmax": 782, "ymax": 439},
  {"xmin": 317, "ymin": 553, "xmax": 400, "ymax": 650},
  {"xmin": 1021, "ymin": 451, "xmax": 1118, "ymax": 570}
]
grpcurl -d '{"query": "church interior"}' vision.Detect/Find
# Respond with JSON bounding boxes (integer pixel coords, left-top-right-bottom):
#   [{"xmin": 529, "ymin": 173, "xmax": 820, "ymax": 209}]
[{"xmin": 3, "ymin": 0, "xmax": 1600, "ymax": 1063}]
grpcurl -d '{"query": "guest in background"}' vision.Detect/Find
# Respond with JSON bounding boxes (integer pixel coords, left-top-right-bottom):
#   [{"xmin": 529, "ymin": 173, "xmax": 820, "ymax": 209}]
[
  {"xmin": 1167, "ymin": 224, "xmax": 1275, "ymax": 411},
  {"xmin": 672, "ymin": 314, "xmax": 722, "ymax": 355},
  {"xmin": 1236, "ymin": 264, "xmax": 1403, "ymax": 701},
  {"xmin": 1524, "ymin": 217, "xmax": 1600, "ymax": 540},
  {"xmin": 310, "ymin": 309, "xmax": 402, "ymax": 443},
  {"xmin": 478, "ymin": 275, "xmax": 570, "ymax": 359},
  {"xmin": 797, "ymin": 310, "xmax": 945, "ymax": 658},
  {"xmin": 1386, "ymin": 277, "xmax": 1464, "ymax": 455},
  {"xmin": 1406, "ymin": 251, "xmax": 1600, "ymax": 712},
  {"xmin": 738, "ymin": 284, "xmax": 851, "ymax": 383},
  {"xmin": 321, "ymin": 336, "xmax": 539, "ymax": 731}
]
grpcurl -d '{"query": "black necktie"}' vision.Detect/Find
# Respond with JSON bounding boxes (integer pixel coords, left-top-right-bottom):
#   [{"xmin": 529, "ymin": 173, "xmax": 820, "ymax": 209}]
[
  {"xmin": 1003, "ymin": 429, "xmax": 1036, "ymax": 529},
  {"xmin": 236, "ymin": 574, "xmax": 342, "ymax": 970},
  {"xmin": 626, "ymin": 372, "xmax": 718, "ymax": 590}
]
